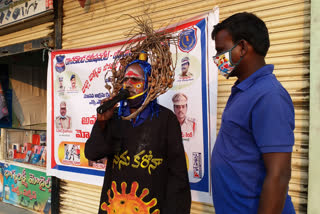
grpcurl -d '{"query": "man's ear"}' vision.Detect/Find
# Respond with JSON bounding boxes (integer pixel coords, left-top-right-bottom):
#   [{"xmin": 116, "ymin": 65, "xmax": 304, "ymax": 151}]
[{"xmin": 239, "ymin": 40, "xmax": 249, "ymax": 57}]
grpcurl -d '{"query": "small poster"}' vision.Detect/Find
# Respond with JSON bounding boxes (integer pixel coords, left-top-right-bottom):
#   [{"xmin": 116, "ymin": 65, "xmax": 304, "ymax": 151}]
[{"xmin": 2, "ymin": 163, "xmax": 51, "ymax": 213}]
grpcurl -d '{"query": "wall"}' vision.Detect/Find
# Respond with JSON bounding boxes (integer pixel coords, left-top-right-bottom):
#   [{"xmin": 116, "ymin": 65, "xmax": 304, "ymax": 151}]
[{"xmin": 308, "ymin": 0, "xmax": 320, "ymax": 213}]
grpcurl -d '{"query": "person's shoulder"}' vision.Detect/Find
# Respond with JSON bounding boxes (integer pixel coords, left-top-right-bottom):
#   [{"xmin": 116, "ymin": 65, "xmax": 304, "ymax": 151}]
[
  {"xmin": 157, "ymin": 105, "xmax": 180, "ymax": 126},
  {"xmin": 56, "ymin": 116, "xmax": 61, "ymax": 120},
  {"xmin": 257, "ymin": 75, "xmax": 291, "ymax": 100},
  {"xmin": 158, "ymin": 104, "xmax": 176, "ymax": 118},
  {"xmin": 186, "ymin": 117, "xmax": 196, "ymax": 123},
  {"xmin": 251, "ymin": 74, "xmax": 294, "ymax": 113},
  {"xmin": 249, "ymin": 71, "xmax": 289, "ymax": 99},
  {"xmin": 158, "ymin": 104, "xmax": 172, "ymax": 114}
]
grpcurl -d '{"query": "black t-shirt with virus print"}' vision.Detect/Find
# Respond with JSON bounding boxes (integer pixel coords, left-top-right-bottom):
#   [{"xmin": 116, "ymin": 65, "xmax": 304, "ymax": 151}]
[{"xmin": 85, "ymin": 105, "xmax": 191, "ymax": 214}]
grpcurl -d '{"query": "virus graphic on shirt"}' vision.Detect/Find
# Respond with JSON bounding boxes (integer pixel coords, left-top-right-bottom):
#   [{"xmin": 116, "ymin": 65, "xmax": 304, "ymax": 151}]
[{"xmin": 101, "ymin": 181, "xmax": 160, "ymax": 214}]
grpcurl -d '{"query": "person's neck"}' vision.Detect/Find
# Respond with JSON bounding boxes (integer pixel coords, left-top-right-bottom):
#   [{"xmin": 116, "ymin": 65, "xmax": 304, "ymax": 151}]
[
  {"xmin": 130, "ymin": 108, "xmax": 137, "ymax": 114},
  {"xmin": 237, "ymin": 57, "xmax": 266, "ymax": 82}
]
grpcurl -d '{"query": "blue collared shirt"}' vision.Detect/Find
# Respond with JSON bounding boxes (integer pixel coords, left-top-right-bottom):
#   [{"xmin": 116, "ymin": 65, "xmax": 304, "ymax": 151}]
[{"xmin": 211, "ymin": 64, "xmax": 295, "ymax": 213}]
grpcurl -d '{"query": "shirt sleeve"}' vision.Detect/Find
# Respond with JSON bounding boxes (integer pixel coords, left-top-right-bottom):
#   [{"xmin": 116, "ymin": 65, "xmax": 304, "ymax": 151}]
[
  {"xmin": 84, "ymin": 119, "xmax": 116, "ymax": 161},
  {"xmin": 252, "ymin": 90, "xmax": 295, "ymax": 153},
  {"xmin": 163, "ymin": 111, "xmax": 191, "ymax": 214}
]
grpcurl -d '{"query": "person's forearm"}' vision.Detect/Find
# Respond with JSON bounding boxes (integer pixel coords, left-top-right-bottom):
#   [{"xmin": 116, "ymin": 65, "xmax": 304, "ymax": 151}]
[
  {"xmin": 84, "ymin": 121, "xmax": 111, "ymax": 160},
  {"xmin": 257, "ymin": 174, "xmax": 290, "ymax": 214}
]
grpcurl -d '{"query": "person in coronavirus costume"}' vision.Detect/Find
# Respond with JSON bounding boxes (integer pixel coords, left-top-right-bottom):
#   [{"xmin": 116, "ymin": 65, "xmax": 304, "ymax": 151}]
[{"xmin": 85, "ymin": 17, "xmax": 191, "ymax": 214}]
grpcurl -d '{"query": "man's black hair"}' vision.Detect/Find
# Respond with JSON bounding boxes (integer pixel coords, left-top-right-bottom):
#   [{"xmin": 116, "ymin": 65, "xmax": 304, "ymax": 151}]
[{"xmin": 212, "ymin": 12, "xmax": 270, "ymax": 56}]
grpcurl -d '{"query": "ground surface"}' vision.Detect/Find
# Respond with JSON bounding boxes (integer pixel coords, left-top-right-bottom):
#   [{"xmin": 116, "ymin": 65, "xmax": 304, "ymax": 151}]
[{"xmin": 0, "ymin": 201, "xmax": 35, "ymax": 214}]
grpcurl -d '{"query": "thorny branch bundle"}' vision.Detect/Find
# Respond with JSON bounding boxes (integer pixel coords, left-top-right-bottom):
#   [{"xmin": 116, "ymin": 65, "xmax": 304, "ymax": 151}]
[{"xmin": 104, "ymin": 15, "xmax": 178, "ymax": 120}]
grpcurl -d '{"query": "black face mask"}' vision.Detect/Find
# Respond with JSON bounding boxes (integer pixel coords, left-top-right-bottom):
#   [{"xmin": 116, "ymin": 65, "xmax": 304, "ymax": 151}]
[{"xmin": 127, "ymin": 93, "xmax": 145, "ymax": 108}]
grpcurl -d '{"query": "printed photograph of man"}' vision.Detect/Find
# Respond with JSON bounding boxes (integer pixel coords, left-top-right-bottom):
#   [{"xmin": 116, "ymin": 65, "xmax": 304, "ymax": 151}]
[
  {"xmin": 68, "ymin": 74, "xmax": 78, "ymax": 91},
  {"xmin": 179, "ymin": 57, "xmax": 193, "ymax": 79},
  {"xmin": 172, "ymin": 92, "xmax": 196, "ymax": 139},
  {"xmin": 64, "ymin": 144, "xmax": 80, "ymax": 163},
  {"xmin": 64, "ymin": 144, "xmax": 69, "ymax": 160},
  {"xmin": 56, "ymin": 101, "xmax": 72, "ymax": 130},
  {"xmin": 58, "ymin": 76, "xmax": 65, "ymax": 95},
  {"xmin": 58, "ymin": 76, "xmax": 64, "ymax": 89}
]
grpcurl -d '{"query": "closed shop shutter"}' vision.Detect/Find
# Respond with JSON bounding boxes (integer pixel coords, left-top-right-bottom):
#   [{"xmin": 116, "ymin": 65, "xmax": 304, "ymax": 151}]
[
  {"xmin": 60, "ymin": 0, "xmax": 309, "ymax": 214},
  {"xmin": 61, "ymin": 0, "xmax": 218, "ymax": 49},
  {"xmin": 60, "ymin": 180, "xmax": 101, "ymax": 214},
  {"xmin": 0, "ymin": 14, "xmax": 54, "ymax": 48}
]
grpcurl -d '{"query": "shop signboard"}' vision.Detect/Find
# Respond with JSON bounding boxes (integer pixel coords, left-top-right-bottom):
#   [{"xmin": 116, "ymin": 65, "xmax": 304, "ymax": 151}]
[
  {"xmin": 2, "ymin": 163, "xmax": 51, "ymax": 213},
  {"xmin": 47, "ymin": 10, "xmax": 219, "ymax": 203},
  {"xmin": 0, "ymin": 0, "xmax": 53, "ymax": 28}
]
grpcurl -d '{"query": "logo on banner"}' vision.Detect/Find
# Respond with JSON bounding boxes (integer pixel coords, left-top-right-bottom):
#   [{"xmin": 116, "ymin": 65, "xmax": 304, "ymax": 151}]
[
  {"xmin": 178, "ymin": 27, "xmax": 197, "ymax": 53},
  {"xmin": 55, "ymin": 55, "xmax": 66, "ymax": 73},
  {"xmin": 192, "ymin": 152, "xmax": 202, "ymax": 179}
]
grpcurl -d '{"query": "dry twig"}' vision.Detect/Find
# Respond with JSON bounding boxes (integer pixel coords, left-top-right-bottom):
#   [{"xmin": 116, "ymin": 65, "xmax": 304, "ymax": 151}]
[{"xmin": 105, "ymin": 13, "xmax": 178, "ymax": 120}]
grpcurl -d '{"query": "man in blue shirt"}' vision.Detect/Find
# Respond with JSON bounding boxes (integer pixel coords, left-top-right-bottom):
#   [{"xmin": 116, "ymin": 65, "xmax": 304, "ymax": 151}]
[{"xmin": 211, "ymin": 12, "xmax": 295, "ymax": 214}]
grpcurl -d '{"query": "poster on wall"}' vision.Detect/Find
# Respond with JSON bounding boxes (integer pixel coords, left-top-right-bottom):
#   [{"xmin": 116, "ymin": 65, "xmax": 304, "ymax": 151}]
[
  {"xmin": 157, "ymin": 11, "xmax": 218, "ymax": 201},
  {"xmin": 47, "ymin": 9, "xmax": 219, "ymax": 203},
  {"xmin": 2, "ymin": 163, "xmax": 51, "ymax": 213}
]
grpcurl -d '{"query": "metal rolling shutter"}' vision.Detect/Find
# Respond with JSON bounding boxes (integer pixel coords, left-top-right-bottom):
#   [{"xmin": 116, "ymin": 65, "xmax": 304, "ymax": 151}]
[
  {"xmin": 60, "ymin": 180, "xmax": 101, "ymax": 214},
  {"xmin": 60, "ymin": 0, "xmax": 309, "ymax": 213},
  {"xmin": 0, "ymin": 14, "xmax": 54, "ymax": 48},
  {"xmin": 62, "ymin": 0, "xmax": 217, "ymax": 49}
]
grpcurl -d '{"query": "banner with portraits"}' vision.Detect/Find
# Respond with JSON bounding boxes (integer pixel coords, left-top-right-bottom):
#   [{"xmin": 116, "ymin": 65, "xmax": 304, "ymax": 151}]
[{"xmin": 47, "ymin": 9, "xmax": 219, "ymax": 203}]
